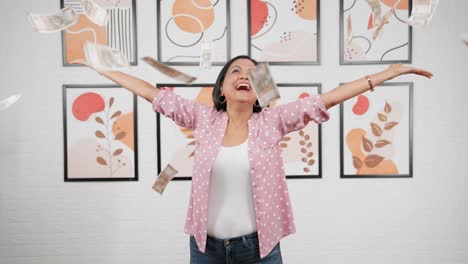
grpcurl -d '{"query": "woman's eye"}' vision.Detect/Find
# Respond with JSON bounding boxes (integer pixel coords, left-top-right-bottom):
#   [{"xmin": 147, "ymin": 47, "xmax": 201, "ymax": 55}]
[{"xmin": 232, "ymin": 69, "xmax": 239, "ymax": 73}]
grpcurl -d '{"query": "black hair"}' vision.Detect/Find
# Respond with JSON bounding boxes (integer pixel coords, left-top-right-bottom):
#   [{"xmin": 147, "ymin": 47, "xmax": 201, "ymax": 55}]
[{"xmin": 212, "ymin": 55, "xmax": 262, "ymax": 113}]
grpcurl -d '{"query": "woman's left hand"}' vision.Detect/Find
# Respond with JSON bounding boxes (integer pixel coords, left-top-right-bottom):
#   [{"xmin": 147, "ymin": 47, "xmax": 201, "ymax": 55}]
[{"xmin": 388, "ymin": 64, "xmax": 434, "ymax": 79}]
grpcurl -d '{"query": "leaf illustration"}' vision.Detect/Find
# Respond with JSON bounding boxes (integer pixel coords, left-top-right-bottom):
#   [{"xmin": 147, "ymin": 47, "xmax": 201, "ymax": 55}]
[
  {"xmin": 111, "ymin": 111, "xmax": 122, "ymax": 119},
  {"xmin": 307, "ymin": 152, "xmax": 313, "ymax": 158},
  {"xmin": 113, "ymin": 149, "xmax": 123, "ymax": 156},
  {"xmin": 280, "ymin": 143, "xmax": 288, "ymax": 148},
  {"xmin": 304, "ymin": 167, "xmax": 310, "ymax": 173},
  {"xmin": 188, "ymin": 141, "xmax": 196, "ymax": 146},
  {"xmin": 95, "ymin": 130, "xmax": 105, "ymax": 138},
  {"xmin": 362, "ymin": 136, "xmax": 374, "ymax": 152},
  {"xmin": 375, "ymin": 140, "xmax": 391, "ymax": 148},
  {"xmin": 114, "ymin": 132, "xmax": 126, "ymax": 140},
  {"xmin": 347, "ymin": 15, "xmax": 353, "ymax": 45},
  {"xmin": 282, "ymin": 136, "xmax": 291, "ymax": 141},
  {"xmin": 299, "ymin": 140, "xmax": 306, "ymax": 145},
  {"xmin": 109, "ymin": 97, "xmax": 115, "ymax": 108},
  {"xmin": 384, "ymin": 122, "xmax": 399, "ymax": 130},
  {"xmin": 299, "ymin": 130, "xmax": 304, "ymax": 137},
  {"xmin": 384, "ymin": 101, "xmax": 392, "ymax": 114},
  {"xmin": 187, "ymin": 135, "xmax": 194, "ymax": 139},
  {"xmin": 307, "ymin": 159, "xmax": 315, "ymax": 166},
  {"xmin": 378, "ymin": 113, "xmax": 387, "ymax": 122},
  {"xmin": 95, "ymin": 116, "xmax": 104, "ymax": 124},
  {"xmin": 364, "ymin": 154, "xmax": 384, "ymax": 168},
  {"xmin": 352, "ymin": 156, "xmax": 363, "ymax": 169},
  {"xmin": 306, "ymin": 142, "xmax": 312, "ymax": 148},
  {"xmin": 96, "ymin": 157, "xmax": 107, "ymax": 166},
  {"xmin": 304, "ymin": 135, "xmax": 310, "ymax": 140},
  {"xmin": 370, "ymin": 122, "xmax": 383, "ymax": 136},
  {"xmin": 301, "ymin": 157, "xmax": 307, "ymax": 163},
  {"xmin": 189, "ymin": 151, "xmax": 195, "ymax": 158},
  {"xmin": 301, "ymin": 148, "xmax": 307, "ymax": 153}
]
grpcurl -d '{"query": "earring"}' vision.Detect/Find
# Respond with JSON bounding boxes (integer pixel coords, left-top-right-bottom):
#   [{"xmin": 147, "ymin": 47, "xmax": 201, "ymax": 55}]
[
  {"xmin": 220, "ymin": 91, "xmax": 226, "ymax": 104},
  {"xmin": 254, "ymin": 101, "xmax": 260, "ymax": 107}
]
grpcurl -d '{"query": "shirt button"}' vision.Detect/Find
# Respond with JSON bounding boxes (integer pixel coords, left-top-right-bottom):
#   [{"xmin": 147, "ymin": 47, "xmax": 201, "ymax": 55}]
[{"xmin": 224, "ymin": 240, "xmax": 230, "ymax": 246}]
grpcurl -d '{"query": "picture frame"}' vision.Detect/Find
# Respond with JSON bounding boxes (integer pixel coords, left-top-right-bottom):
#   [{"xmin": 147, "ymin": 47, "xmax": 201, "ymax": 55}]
[
  {"xmin": 155, "ymin": 83, "xmax": 324, "ymax": 180},
  {"xmin": 248, "ymin": 0, "xmax": 321, "ymax": 65},
  {"xmin": 339, "ymin": 0, "xmax": 412, "ymax": 65},
  {"xmin": 63, "ymin": 84, "xmax": 138, "ymax": 181},
  {"xmin": 340, "ymin": 82, "xmax": 413, "ymax": 178},
  {"xmin": 156, "ymin": 0, "xmax": 231, "ymax": 65},
  {"xmin": 61, "ymin": 0, "xmax": 138, "ymax": 66}
]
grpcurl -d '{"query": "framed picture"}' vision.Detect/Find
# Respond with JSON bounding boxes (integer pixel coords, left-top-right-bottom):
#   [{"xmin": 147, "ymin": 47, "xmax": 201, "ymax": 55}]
[
  {"xmin": 61, "ymin": 0, "xmax": 138, "ymax": 66},
  {"xmin": 157, "ymin": 0, "xmax": 231, "ymax": 65},
  {"xmin": 339, "ymin": 0, "xmax": 412, "ymax": 65},
  {"xmin": 63, "ymin": 84, "xmax": 138, "ymax": 181},
  {"xmin": 248, "ymin": 0, "xmax": 320, "ymax": 65},
  {"xmin": 155, "ymin": 83, "xmax": 324, "ymax": 180},
  {"xmin": 340, "ymin": 82, "xmax": 413, "ymax": 178},
  {"xmin": 275, "ymin": 83, "xmax": 324, "ymax": 178}
]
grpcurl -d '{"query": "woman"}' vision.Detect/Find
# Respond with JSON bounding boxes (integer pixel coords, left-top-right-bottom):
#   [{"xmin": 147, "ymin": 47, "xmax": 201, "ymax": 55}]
[{"xmin": 75, "ymin": 55, "xmax": 432, "ymax": 263}]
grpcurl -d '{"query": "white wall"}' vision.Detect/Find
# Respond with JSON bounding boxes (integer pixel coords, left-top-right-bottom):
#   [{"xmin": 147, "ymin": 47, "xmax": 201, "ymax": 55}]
[{"xmin": 1, "ymin": 1, "xmax": 467, "ymax": 263}]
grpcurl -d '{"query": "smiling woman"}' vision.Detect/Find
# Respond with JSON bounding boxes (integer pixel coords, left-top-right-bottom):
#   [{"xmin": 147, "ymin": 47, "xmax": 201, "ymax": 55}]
[{"xmin": 73, "ymin": 54, "xmax": 432, "ymax": 263}]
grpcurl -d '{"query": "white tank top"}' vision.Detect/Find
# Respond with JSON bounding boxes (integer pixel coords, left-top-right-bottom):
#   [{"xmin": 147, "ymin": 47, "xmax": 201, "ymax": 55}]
[{"xmin": 207, "ymin": 140, "xmax": 257, "ymax": 239}]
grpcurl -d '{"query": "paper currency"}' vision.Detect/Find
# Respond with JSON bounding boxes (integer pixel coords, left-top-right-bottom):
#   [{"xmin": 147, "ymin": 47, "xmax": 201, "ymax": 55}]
[
  {"xmin": 27, "ymin": 7, "xmax": 78, "ymax": 33},
  {"xmin": 81, "ymin": 0, "xmax": 109, "ymax": 26},
  {"xmin": 153, "ymin": 164, "xmax": 178, "ymax": 194},
  {"xmin": 462, "ymin": 33, "xmax": 468, "ymax": 47},
  {"xmin": 84, "ymin": 42, "xmax": 130, "ymax": 70},
  {"xmin": 408, "ymin": 0, "xmax": 439, "ymax": 28},
  {"xmin": 142, "ymin": 57, "xmax": 196, "ymax": 83},
  {"xmin": 0, "ymin": 94, "xmax": 22, "ymax": 111},
  {"xmin": 248, "ymin": 63, "xmax": 280, "ymax": 108},
  {"xmin": 367, "ymin": 0, "xmax": 382, "ymax": 27},
  {"xmin": 200, "ymin": 41, "xmax": 214, "ymax": 69}
]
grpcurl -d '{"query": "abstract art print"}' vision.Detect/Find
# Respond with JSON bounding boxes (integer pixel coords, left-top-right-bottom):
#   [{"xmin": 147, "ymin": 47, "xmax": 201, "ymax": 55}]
[
  {"xmin": 340, "ymin": 82, "xmax": 413, "ymax": 178},
  {"xmin": 61, "ymin": 0, "xmax": 137, "ymax": 66},
  {"xmin": 340, "ymin": 0, "xmax": 412, "ymax": 64},
  {"xmin": 248, "ymin": 0, "xmax": 320, "ymax": 65},
  {"xmin": 156, "ymin": 83, "xmax": 324, "ymax": 180},
  {"xmin": 63, "ymin": 85, "xmax": 138, "ymax": 181},
  {"xmin": 157, "ymin": 0, "xmax": 231, "ymax": 65}
]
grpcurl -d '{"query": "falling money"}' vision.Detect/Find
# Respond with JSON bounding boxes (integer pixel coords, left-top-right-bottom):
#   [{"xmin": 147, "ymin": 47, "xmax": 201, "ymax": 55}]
[
  {"xmin": 462, "ymin": 33, "xmax": 468, "ymax": 47},
  {"xmin": 248, "ymin": 63, "xmax": 280, "ymax": 108},
  {"xmin": 81, "ymin": 0, "xmax": 109, "ymax": 26},
  {"xmin": 27, "ymin": 7, "xmax": 78, "ymax": 33},
  {"xmin": 142, "ymin": 57, "xmax": 196, "ymax": 83},
  {"xmin": 408, "ymin": 0, "xmax": 439, "ymax": 28},
  {"xmin": 0, "ymin": 94, "xmax": 22, "ymax": 111},
  {"xmin": 200, "ymin": 41, "xmax": 214, "ymax": 70},
  {"xmin": 367, "ymin": 0, "xmax": 382, "ymax": 27},
  {"xmin": 153, "ymin": 164, "xmax": 178, "ymax": 194},
  {"xmin": 84, "ymin": 42, "xmax": 130, "ymax": 71}
]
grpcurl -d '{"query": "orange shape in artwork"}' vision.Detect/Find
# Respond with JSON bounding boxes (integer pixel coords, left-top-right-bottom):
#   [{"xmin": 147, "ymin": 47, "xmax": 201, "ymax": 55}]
[
  {"xmin": 299, "ymin": 92, "xmax": 310, "ymax": 99},
  {"xmin": 172, "ymin": 0, "xmax": 215, "ymax": 33},
  {"xmin": 72, "ymin": 92, "xmax": 105, "ymax": 121},
  {"xmin": 65, "ymin": 14, "xmax": 107, "ymax": 63},
  {"xmin": 112, "ymin": 112, "xmax": 134, "ymax": 151},
  {"xmin": 380, "ymin": 0, "xmax": 409, "ymax": 10},
  {"xmin": 352, "ymin": 95, "xmax": 370, "ymax": 115},
  {"xmin": 295, "ymin": 0, "xmax": 317, "ymax": 20},
  {"xmin": 368, "ymin": 13, "xmax": 374, "ymax": 29},
  {"xmin": 250, "ymin": 0, "xmax": 268, "ymax": 36}
]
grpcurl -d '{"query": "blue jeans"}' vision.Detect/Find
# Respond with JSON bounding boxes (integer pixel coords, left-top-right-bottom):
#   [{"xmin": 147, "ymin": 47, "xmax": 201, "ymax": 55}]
[{"xmin": 190, "ymin": 232, "xmax": 283, "ymax": 264}]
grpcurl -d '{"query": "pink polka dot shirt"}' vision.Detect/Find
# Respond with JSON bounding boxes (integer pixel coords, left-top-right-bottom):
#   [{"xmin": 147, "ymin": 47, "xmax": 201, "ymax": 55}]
[{"xmin": 153, "ymin": 88, "xmax": 330, "ymax": 258}]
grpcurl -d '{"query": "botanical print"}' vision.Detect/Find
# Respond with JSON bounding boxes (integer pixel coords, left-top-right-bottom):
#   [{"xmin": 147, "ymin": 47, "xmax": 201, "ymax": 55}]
[
  {"xmin": 341, "ymin": 83, "xmax": 412, "ymax": 177},
  {"xmin": 249, "ymin": 0, "xmax": 320, "ymax": 64},
  {"xmin": 64, "ymin": 85, "xmax": 137, "ymax": 181},
  {"xmin": 157, "ymin": 0, "xmax": 230, "ymax": 65},
  {"xmin": 62, "ymin": 0, "xmax": 137, "ymax": 65},
  {"xmin": 341, "ymin": 0, "xmax": 411, "ymax": 64}
]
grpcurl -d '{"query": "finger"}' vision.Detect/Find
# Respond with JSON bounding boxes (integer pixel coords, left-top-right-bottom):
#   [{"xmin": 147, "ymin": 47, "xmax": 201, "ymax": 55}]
[{"xmin": 70, "ymin": 59, "xmax": 87, "ymax": 65}]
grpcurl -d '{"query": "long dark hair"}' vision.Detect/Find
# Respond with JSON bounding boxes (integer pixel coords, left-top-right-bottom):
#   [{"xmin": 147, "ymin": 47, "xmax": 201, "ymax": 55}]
[{"xmin": 212, "ymin": 55, "xmax": 262, "ymax": 113}]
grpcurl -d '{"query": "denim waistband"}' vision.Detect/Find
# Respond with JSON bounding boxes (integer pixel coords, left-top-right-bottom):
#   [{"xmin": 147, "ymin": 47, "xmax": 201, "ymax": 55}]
[{"xmin": 207, "ymin": 231, "xmax": 258, "ymax": 244}]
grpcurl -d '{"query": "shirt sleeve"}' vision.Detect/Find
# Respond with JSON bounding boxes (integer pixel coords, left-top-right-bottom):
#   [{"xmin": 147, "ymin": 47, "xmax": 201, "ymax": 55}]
[
  {"xmin": 269, "ymin": 94, "xmax": 330, "ymax": 136},
  {"xmin": 152, "ymin": 88, "xmax": 211, "ymax": 130}
]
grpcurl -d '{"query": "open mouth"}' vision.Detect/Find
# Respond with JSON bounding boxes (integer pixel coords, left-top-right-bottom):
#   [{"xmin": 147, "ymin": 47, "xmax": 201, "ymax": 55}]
[{"xmin": 235, "ymin": 83, "xmax": 251, "ymax": 92}]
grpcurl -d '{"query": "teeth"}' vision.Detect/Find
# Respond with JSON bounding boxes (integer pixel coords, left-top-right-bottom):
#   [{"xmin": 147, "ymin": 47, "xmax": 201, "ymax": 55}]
[{"xmin": 236, "ymin": 83, "xmax": 250, "ymax": 90}]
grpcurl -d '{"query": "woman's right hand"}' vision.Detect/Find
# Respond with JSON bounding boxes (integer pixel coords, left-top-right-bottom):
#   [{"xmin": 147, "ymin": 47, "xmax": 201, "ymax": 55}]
[{"xmin": 70, "ymin": 59, "xmax": 105, "ymax": 75}]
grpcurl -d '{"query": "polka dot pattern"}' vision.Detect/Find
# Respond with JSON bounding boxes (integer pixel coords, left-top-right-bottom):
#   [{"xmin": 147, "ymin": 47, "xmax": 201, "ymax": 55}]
[{"xmin": 153, "ymin": 90, "xmax": 330, "ymax": 258}]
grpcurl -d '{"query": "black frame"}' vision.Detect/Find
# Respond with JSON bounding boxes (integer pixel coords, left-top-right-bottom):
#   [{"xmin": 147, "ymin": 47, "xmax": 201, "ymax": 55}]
[
  {"xmin": 277, "ymin": 83, "xmax": 324, "ymax": 179},
  {"xmin": 247, "ymin": 0, "xmax": 321, "ymax": 65},
  {"xmin": 339, "ymin": 0, "xmax": 412, "ymax": 65},
  {"xmin": 340, "ymin": 82, "xmax": 413, "ymax": 178},
  {"xmin": 60, "ymin": 0, "xmax": 138, "ymax": 66},
  {"xmin": 63, "ymin": 84, "xmax": 139, "ymax": 181},
  {"xmin": 156, "ymin": 0, "xmax": 231, "ymax": 66}
]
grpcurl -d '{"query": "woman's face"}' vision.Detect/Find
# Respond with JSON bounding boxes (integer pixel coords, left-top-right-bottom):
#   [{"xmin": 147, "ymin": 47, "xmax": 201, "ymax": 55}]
[{"xmin": 221, "ymin": 58, "xmax": 257, "ymax": 107}]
